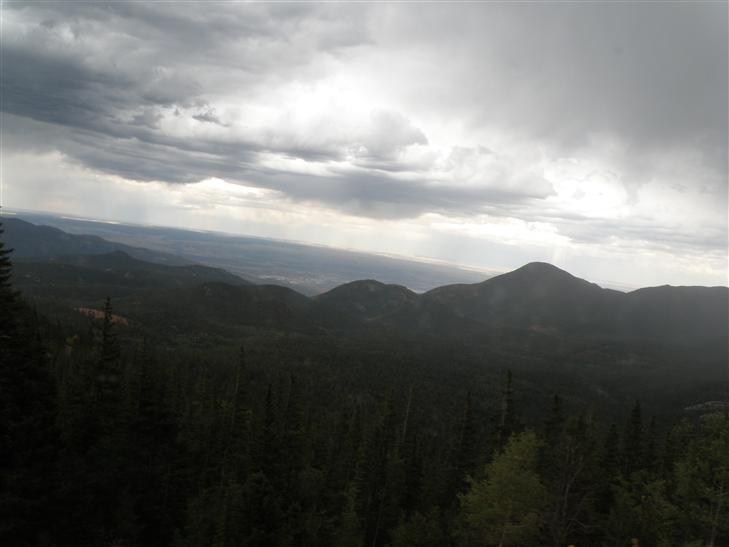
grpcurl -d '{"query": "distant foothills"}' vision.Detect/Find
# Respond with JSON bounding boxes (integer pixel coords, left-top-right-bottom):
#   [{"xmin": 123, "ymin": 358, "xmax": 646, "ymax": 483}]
[{"xmin": 2, "ymin": 211, "xmax": 498, "ymax": 294}]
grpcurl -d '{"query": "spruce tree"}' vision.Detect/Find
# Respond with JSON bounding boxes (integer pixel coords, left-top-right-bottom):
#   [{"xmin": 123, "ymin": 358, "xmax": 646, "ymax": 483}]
[
  {"xmin": 497, "ymin": 369, "xmax": 517, "ymax": 451},
  {"xmin": 596, "ymin": 423, "xmax": 620, "ymax": 514},
  {"xmin": 543, "ymin": 413, "xmax": 598, "ymax": 546},
  {"xmin": 97, "ymin": 297, "xmax": 122, "ymax": 410},
  {"xmin": 282, "ymin": 374, "xmax": 304, "ymax": 496},
  {"xmin": 544, "ymin": 393, "xmax": 564, "ymax": 444},
  {"xmin": 223, "ymin": 344, "xmax": 251, "ymax": 484},
  {"xmin": 623, "ymin": 400, "xmax": 643, "ymax": 476},
  {"xmin": 229, "ymin": 345, "xmax": 248, "ymax": 441},
  {"xmin": 643, "ymin": 416, "xmax": 658, "ymax": 474},
  {"xmin": 454, "ymin": 392, "xmax": 478, "ymax": 495},
  {"xmin": 0, "ymin": 222, "xmax": 20, "ymax": 334},
  {"xmin": 674, "ymin": 415, "xmax": 729, "ymax": 546},
  {"xmin": 400, "ymin": 430, "xmax": 422, "ymax": 517},
  {"xmin": 130, "ymin": 343, "xmax": 180, "ymax": 546},
  {"xmin": 0, "ymin": 222, "xmax": 59, "ymax": 546},
  {"xmin": 356, "ymin": 395, "xmax": 398, "ymax": 547},
  {"xmin": 258, "ymin": 384, "xmax": 279, "ymax": 480},
  {"xmin": 78, "ymin": 296, "xmax": 135, "ymax": 545}
]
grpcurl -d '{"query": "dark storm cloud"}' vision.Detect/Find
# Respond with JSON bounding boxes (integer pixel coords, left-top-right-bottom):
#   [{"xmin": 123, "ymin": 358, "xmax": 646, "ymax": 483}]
[
  {"xmin": 0, "ymin": 2, "xmax": 543, "ymax": 197},
  {"xmin": 548, "ymin": 215, "xmax": 728, "ymax": 255},
  {"xmin": 1, "ymin": 0, "xmax": 726, "ymax": 256},
  {"xmin": 244, "ymin": 167, "xmax": 554, "ymax": 220},
  {"xmin": 1, "ymin": 2, "xmax": 367, "ymax": 135},
  {"xmin": 382, "ymin": 2, "xmax": 728, "ymax": 174},
  {"xmin": 192, "ymin": 109, "xmax": 227, "ymax": 126},
  {"xmin": 3, "ymin": 2, "xmax": 409, "ymax": 182}
]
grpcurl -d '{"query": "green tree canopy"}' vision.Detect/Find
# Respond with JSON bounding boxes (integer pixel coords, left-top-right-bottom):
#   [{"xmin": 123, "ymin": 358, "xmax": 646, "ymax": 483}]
[{"xmin": 458, "ymin": 430, "xmax": 546, "ymax": 547}]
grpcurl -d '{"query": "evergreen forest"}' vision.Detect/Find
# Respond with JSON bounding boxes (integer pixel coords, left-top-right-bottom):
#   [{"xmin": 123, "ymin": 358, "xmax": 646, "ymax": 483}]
[{"xmin": 2, "ymin": 223, "xmax": 728, "ymax": 547}]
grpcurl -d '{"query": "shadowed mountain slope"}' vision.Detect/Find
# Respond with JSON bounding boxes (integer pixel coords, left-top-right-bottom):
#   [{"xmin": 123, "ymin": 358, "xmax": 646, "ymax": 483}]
[
  {"xmin": 12, "ymin": 250, "xmax": 248, "ymax": 303},
  {"xmin": 115, "ymin": 282, "xmax": 312, "ymax": 333},
  {"xmin": 419, "ymin": 262, "xmax": 727, "ymax": 343},
  {"xmin": 422, "ymin": 262, "xmax": 624, "ymax": 333},
  {"xmin": 9, "ymin": 212, "xmax": 495, "ymax": 294},
  {"xmin": 620, "ymin": 284, "xmax": 729, "ymax": 341},
  {"xmin": 2, "ymin": 217, "xmax": 190, "ymax": 265},
  {"xmin": 6, "ymin": 217, "xmax": 727, "ymax": 348},
  {"xmin": 312, "ymin": 279, "xmax": 420, "ymax": 326}
]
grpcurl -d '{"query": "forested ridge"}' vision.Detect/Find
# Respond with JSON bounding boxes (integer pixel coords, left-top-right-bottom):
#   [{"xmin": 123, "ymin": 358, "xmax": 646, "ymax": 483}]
[{"xmin": 2, "ymin": 224, "xmax": 728, "ymax": 547}]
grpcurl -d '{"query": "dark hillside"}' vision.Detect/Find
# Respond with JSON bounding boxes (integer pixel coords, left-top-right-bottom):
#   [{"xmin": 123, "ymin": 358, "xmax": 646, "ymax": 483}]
[
  {"xmin": 312, "ymin": 279, "xmax": 419, "ymax": 327},
  {"xmin": 621, "ymin": 285, "xmax": 729, "ymax": 342},
  {"xmin": 12, "ymin": 250, "xmax": 248, "ymax": 304},
  {"xmin": 3, "ymin": 217, "xmax": 190, "ymax": 265},
  {"xmin": 115, "ymin": 282, "xmax": 312, "ymax": 333},
  {"xmin": 421, "ymin": 262, "xmax": 728, "ymax": 346},
  {"xmin": 423, "ymin": 262, "xmax": 624, "ymax": 334}
]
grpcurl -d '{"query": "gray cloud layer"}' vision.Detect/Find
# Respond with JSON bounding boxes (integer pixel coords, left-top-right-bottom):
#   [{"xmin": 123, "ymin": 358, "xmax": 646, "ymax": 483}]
[
  {"xmin": 2, "ymin": 1, "xmax": 727, "ymax": 254},
  {"xmin": 390, "ymin": 3, "xmax": 728, "ymax": 156}
]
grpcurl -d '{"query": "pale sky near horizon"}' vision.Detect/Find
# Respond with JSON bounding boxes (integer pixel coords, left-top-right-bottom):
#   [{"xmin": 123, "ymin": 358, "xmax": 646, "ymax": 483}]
[{"xmin": 1, "ymin": 2, "xmax": 727, "ymax": 287}]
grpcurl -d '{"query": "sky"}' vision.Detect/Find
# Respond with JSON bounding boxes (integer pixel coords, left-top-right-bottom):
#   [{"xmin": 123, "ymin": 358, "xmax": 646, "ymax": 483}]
[{"xmin": 1, "ymin": 1, "xmax": 727, "ymax": 288}]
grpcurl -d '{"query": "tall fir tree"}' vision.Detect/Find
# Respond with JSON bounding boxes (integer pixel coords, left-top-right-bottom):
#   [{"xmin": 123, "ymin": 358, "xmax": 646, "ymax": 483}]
[
  {"xmin": 0, "ymin": 222, "xmax": 20, "ymax": 334},
  {"xmin": 497, "ymin": 369, "xmax": 517, "ymax": 451},
  {"xmin": 129, "ymin": 342, "xmax": 181, "ymax": 546},
  {"xmin": 0, "ymin": 222, "xmax": 59, "ymax": 546},
  {"xmin": 544, "ymin": 393, "xmax": 564, "ymax": 445},
  {"xmin": 596, "ymin": 423, "xmax": 621, "ymax": 515},
  {"xmin": 453, "ymin": 391, "xmax": 478, "ymax": 495},
  {"xmin": 623, "ymin": 400, "xmax": 643, "ymax": 476}
]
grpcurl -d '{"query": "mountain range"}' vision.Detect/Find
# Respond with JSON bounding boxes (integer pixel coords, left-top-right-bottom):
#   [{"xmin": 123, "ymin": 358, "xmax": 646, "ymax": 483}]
[
  {"xmin": 5, "ymin": 216, "xmax": 726, "ymax": 348},
  {"xmin": 5, "ymin": 211, "xmax": 496, "ymax": 293},
  {"xmin": 4, "ymin": 214, "xmax": 727, "ymax": 412}
]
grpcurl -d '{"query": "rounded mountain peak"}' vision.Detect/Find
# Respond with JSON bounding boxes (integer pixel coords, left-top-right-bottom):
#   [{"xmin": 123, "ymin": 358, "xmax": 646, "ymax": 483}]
[
  {"xmin": 317, "ymin": 279, "xmax": 415, "ymax": 301},
  {"xmin": 515, "ymin": 262, "xmax": 572, "ymax": 276},
  {"xmin": 484, "ymin": 262, "xmax": 601, "ymax": 293}
]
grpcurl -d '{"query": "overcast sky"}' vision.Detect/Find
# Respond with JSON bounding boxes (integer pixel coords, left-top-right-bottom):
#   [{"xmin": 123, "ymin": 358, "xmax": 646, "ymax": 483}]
[{"xmin": 1, "ymin": 1, "xmax": 727, "ymax": 287}]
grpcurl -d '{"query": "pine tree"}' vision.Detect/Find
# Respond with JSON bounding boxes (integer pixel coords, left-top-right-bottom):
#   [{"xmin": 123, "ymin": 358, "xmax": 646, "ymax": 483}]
[
  {"xmin": 623, "ymin": 400, "xmax": 643, "ymax": 476},
  {"xmin": 400, "ymin": 430, "xmax": 422, "ymax": 517},
  {"xmin": 643, "ymin": 416, "xmax": 658, "ymax": 474},
  {"xmin": 258, "ymin": 384, "xmax": 279, "ymax": 480},
  {"xmin": 0, "ymin": 222, "xmax": 20, "ymax": 335},
  {"xmin": 0, "ymin": 222, "xmax": 59, "ymax": 546},
  {"xmin": 497, "ymin": 369, "xmax": 518, "ymax": 451},
  {"xmin": 356, "ymin": 395, "xmax": 399, "ymax": 546},
  {"xmin": 241, "ymin": 471, "xmax": 282, "ymax": 546},
  {"xmin": 453, "ymin": 391, "xmax": 478, "ymax": 495},
  {"xmin": 130, "ymin": 343, "xmax": 180, "ymax": 546},
  {"xmin": 223, "ymin": 344, "xmax": 251, "ymax": 483},
  {"xmin": 77, "ymin": 296, "xmax": 135, "ymax": 545},
  {"xmin": 391, "ymin": 508, "xmax": 447, "ymax": 547},
  {"xmin": 332, "ymin": 485, "xmax": 363, "ymax": 547},
  {"xmin": 544, "ymin": 393, "xmax": 564, "ymax": 444},
  {"xmin": 282, "ymin": 374, "xmax": 304, "ymax": 496},
  {"xmin": 674, "ymin": 415, "xmax": 729, "ymax": 546},
  {"xmin": 596, "ymin": 423, "xmax": 620, "ymax": 514},
  {"xmin": 88, "ymin": 296, "xmax": 126, "ymax": 449},
  {"xmin": 229, "ymin": 345, "xmax": 248, "ymax": 442},
  {"xmin": 543, "ymin": 414, "xmax": 598, "ymax": 546}
]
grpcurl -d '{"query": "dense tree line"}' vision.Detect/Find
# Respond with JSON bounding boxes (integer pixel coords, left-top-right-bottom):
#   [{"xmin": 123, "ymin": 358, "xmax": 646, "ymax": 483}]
[{"xmin": 1, "ymin": 226, "xmax": 728, "ymax": 546}]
